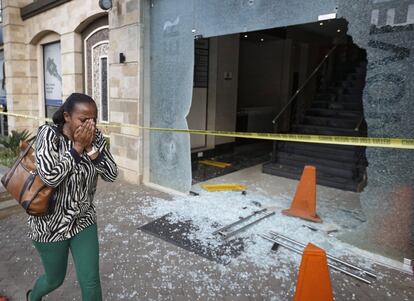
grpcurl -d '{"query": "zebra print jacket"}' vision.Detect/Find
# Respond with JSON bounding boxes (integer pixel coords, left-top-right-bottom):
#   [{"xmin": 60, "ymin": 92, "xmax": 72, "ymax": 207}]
[{"xmin": 28, "ymin": 123, "xmax": 118, "ymax": 242}]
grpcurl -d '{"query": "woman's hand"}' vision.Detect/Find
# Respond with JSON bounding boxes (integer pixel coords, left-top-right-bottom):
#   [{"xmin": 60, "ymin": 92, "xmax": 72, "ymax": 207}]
[{"xmin": 73, "ymin": 119, "xmax": 96, "ymax": 154}]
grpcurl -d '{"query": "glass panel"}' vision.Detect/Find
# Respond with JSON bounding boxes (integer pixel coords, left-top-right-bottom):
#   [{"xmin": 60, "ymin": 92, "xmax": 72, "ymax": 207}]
[
  {"xmin": 0, "ymin": 50, "xmax": 7, "ymax": 136},
  {"xmin": 46, "ymin": 105, "xmax": 59, "ymax": 120},
  {"xmin": 43, "ymin": 42, "xmax": 62, "ymax": 118},
  {"xmin": 100, "ymin": 57, "xmax": 108, "ymax": 121},
  {"xmin": 149, "ymin": 0, "xmax": 194, "ymax": 192},
  {"xmin": 0, "ymin": 50, "xmax": 6, "ymax": 105},
  {"xmin": 193, "ymin": 0, "xmax": 339, "ymax": 38},
  {"xmin": 336, "ymin": 0, "xmax": 414, "ymax": 261}
]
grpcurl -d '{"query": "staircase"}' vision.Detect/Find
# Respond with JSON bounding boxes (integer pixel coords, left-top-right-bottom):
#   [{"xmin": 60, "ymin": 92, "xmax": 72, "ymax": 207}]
[{"xmin": 263, "ymin": 58, "xmax": 368, "ymax": 192}]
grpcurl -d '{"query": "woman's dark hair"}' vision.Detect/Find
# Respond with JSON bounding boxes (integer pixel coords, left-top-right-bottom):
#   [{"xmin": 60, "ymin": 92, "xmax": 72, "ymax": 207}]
[{"xmin": 52, "ymin": 93, "xmax": 97, "ymax": 129}]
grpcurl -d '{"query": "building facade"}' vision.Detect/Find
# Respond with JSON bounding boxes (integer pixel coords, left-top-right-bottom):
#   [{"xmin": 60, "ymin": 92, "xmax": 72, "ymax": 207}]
[{"xmin": 3, "ymin": 0, "xmax": 143, "ymax": 184}]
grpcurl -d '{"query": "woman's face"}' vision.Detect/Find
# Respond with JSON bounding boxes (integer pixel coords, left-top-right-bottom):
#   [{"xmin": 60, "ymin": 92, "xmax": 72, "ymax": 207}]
[{"xmin": 63, "ymin": 102, "xmax": 97, "ymax": 135}]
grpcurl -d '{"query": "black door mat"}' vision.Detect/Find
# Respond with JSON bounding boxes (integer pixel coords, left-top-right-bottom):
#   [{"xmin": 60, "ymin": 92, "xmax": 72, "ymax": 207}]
[{"xmin": 139, "ymin": 214, "xmax": 245, "ymax": 264}]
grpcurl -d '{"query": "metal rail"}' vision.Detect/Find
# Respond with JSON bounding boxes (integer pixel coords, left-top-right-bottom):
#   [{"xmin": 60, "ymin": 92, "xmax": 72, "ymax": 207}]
[
  {"xmin": 260, "ymin": 234, "xmax": 372, "ymax": 284},
  {"xmin": 272, "ymin": 44, "xmax": 338, "ymax": 125},
  {"xmin": 269, "ymin": 230, "xmax": 377, "ymax": 279},
  {"xmin": 212, "ymin": 208, "xmax": 267, "ymax": 235},
  {"xmin": 222, "ymin": 211, "xmax": 275, "ymax": 239},
  {"xmin": 354, "ymin": 115, "xmax": 364, "ymax": 131}
]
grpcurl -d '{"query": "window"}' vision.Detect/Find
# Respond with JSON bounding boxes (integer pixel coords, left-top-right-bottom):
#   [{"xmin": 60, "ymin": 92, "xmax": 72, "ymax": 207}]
[
  {"xmin": 99, "ymin": 56, "xmax": 108, "ymax": 122},
  {"xmin": 43, "ymin": 42, "xmax": 62, "ymax": 118}
]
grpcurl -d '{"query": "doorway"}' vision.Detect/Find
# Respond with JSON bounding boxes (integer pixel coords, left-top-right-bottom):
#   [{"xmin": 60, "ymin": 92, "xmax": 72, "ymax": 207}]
[{"xmin": 188, "ymin": 19, "xmax": 367, "ymax": 187}]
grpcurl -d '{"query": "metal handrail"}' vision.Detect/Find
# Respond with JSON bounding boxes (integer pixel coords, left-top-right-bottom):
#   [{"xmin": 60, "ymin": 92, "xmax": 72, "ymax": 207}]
[
  {"xmin": 354, "ymin": 115, "xmax": 364, "ymax": 131},
  {"xmin": 272, "ymin": 44, "xmax": 338, "ymax": 125}
]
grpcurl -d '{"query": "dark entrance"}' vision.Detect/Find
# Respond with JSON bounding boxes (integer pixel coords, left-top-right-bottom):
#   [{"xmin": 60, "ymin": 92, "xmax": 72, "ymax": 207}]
[{"xmin": 189, "ymin": 19, "xmax": 368, "ymax": 190}]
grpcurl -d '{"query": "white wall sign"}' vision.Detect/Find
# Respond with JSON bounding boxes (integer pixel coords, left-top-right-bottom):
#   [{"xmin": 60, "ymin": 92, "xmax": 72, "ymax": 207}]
[{"xmin": 43, "ymin": 42, "xmax": 62, "ymax": 106}]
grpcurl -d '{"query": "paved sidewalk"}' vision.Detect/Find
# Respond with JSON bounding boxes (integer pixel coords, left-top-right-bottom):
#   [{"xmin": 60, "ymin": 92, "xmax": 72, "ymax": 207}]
[{"xmin": 0, "ymin": 180, "xmax": 413, "ymax": 300}]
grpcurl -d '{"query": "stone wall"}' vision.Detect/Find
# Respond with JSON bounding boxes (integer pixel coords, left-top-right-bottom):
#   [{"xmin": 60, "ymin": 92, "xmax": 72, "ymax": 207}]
[
  {"xmin": 108, "ymin": 0, "xmax": 142, "ymax": 184},
  {"xmin": 2, "ymin": 0, "xmax": 144, "ymax": 185},
  {"xmin": 3, "ymin": 0, "xmax": 35, "ymax": 131}
]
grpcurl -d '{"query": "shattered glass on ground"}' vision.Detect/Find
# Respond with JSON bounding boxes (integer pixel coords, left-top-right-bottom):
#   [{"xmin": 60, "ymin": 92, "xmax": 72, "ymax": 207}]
[
  {"xmin": 1, "ymin": 180, "xmax": 413, "ymax": 300},
  {"xmin": 139, "ymin": 214, "xmax": 245, "ymax": 264}
]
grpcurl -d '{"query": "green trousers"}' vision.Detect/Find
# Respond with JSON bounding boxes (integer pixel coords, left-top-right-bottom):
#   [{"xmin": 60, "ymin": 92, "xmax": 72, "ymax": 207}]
[{"xmin": 30, "ymin": 224, "xmax": 102, "ymax": 301}]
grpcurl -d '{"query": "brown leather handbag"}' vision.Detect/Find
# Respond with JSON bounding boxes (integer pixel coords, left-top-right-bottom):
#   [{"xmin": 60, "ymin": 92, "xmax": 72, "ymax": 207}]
[{"xmin": 1, "ymin": 138, "xmax": 56, "ymax": 216}]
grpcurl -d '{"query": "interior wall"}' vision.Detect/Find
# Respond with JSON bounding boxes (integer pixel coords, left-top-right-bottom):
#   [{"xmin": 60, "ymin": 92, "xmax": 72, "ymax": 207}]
[
  {"xmin": 188, "ymin": 34, "xmax": 240, "ymax": 150},
  {"xmin": 188, "ymin": 36, "xmax": 225, "ymax": 151},
  {"xmin": 188, "ymin": 87, "xmax": 208, "ymax": 149},
  {"xmin": 214, "ymin": 34, "xmax": 240, "ymax": 145},
  {"xmin": 238, "ymin": 38, "xmax": 285, "ymax": 109}
]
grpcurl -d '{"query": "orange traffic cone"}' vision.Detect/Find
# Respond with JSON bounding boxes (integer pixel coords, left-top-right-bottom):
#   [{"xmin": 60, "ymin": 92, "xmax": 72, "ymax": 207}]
[
  {"xmin": 282, "ymin": 165, "xmax": 322, "ymax": 223},
  {"xmin": 293, "ymin": 243, "xmax": 334, "ymax": 301}
]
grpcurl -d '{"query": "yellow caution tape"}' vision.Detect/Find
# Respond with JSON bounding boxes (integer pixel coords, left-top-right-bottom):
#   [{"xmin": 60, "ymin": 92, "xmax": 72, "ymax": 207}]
[
  {"xmin": 198, "ymin": 160, "xmax": 232, "ymax": 168},
  {"xmin": 1, "ymin": 111, "xmax": 413, "ymax": 149},
  {"xmin": 202, "ymin": 184, "xmax": 247, "ymax": 192}
]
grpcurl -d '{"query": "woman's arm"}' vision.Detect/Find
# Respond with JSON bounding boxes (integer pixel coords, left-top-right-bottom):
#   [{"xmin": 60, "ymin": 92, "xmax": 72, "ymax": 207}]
[
  {"xmin": 90, "ymin": 129, "xmax": 118, "ymax": 182},
  {"xmin": 35, "ymin": 125, "xmax": 81, "ymax": 188}
]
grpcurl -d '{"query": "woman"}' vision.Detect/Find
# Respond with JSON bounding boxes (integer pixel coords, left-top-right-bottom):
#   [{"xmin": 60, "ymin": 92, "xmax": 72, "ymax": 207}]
[{"xmin": 27, "ymin": 93, "xmax": 118, "ymax": 301}]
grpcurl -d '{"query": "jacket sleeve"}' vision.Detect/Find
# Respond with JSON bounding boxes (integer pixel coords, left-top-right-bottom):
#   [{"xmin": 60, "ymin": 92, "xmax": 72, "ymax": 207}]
[
  {"xmin": 90, "ymin": 129, "xmax": 118, "ymax": 182},
  {"xmin": 35, "ymin": 125, "xmax": 81, "ymax": 188}
]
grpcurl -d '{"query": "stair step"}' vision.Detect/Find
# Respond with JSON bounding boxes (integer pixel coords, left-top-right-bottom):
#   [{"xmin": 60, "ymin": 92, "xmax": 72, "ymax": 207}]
[
  {"xmin": 278, "ymin": 141, "xmax": 364, "ymax": 155},
  {"xmin": 312, "ymin": 101, "xmax": 363, "ymax": 111},
  {"xmin": 343, "ymin": 87, "xmax": 364, "ymax": 94},
  {"xmin": 262, "ymin": 162, "xmax": 366, "ymax": 192},
  {"xmin": 316, "ymin": 93, "xmax": 336, "ymax": 101},
  {"xmin": 275, "ymin": 152, "xmax": 357, "ymax": 178},
  {"xmin": 279, "ymin": 144, "xmax": 364, "ymax": 164},
  {"xmin": 306, "ymin": 108, "xmax": 361, "ymax": 118},
  {"xmin": 321, "ymin": 85, "xmax": 363, "ymax": 95},
  {"xmin": 303, "ymin": 116, "xmax": 360, "ymax": 128},
  {"xmin": 266, "ymin": 59, "xmax": 369, "ymax": 192},
  {"xmin": 330, "ymin": 78, "xmax": 365, "ymax": 87},
  {"xmin": 337, "ymin": 94, "xmax": 363, "ymax": 102},
  {"xmin": 293, "ymin": 124, "xmax": 367, "ymax": 136}
]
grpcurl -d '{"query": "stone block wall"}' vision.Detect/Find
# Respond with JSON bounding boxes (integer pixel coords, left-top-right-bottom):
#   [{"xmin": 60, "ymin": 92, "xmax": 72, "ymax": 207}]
[
  {"xmin": 2, "ymin": 0, "xmax": 144, "ymax": 185},
  {"xmin": 108, "ymin": 0, "xmax": 142, "ymax": 184},
  {"xmin": 3, "ymin": 1, "xmax": 33, "ymax": 130}
]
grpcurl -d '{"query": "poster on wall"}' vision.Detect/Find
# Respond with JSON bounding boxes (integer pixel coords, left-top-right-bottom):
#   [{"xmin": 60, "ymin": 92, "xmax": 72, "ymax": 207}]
[{"xmin": 43, "ymin": 42, "xmax": 62, "ymax": 117}]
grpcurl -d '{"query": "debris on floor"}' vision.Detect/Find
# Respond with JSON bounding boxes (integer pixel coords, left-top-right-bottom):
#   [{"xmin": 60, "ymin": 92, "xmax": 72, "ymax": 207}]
[
  {"xmin": 201, "ymin": 183, "xmax": 247, "ymax": 192},
  {"xmin": 198, "ymin": 160, "xmax": 232, "ymax": 169},
  {"xmin": 139, "ymin": 189, "xmax": 376, "ymax": 273},
  {"xmin": 139, "ymin": 214, "xmax": 245, "ymax": 264}
]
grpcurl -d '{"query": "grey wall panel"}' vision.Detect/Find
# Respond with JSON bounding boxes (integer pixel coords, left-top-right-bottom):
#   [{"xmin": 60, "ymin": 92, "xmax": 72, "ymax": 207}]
[
  {"xmin": 194, "ymin": 0, "xmax": 339, "ymax": 38},
  {"xmin": 150, "ymin": 0, "xmax": 194, "ymax": 192}
]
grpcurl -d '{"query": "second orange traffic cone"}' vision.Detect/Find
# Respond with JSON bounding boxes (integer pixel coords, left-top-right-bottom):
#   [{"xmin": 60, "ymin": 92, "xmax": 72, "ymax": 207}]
[
  {"xmin": 293, "ymin": 243, "xmax": 334, "ymax": 301},
  {"xmin": 282, "ymin": 165, "xmax": 322, "ymax": 223}
]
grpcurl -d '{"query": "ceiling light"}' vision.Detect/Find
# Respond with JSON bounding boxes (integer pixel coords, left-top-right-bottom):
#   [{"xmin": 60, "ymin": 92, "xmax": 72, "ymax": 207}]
[
  {"xmin": 337, "ymin": 29, "xmax": 341, "ymax": 33},
  {"xmin": 320, "ymin": 22, "xmax": 324, "ymax": 26},
  {"xmin": 244, "ymin": 34, "xmax": 248, "ymax": 38},
  {"xmin": 260, "ymin": 38, "xmax": 264, "ymax": 42}
]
